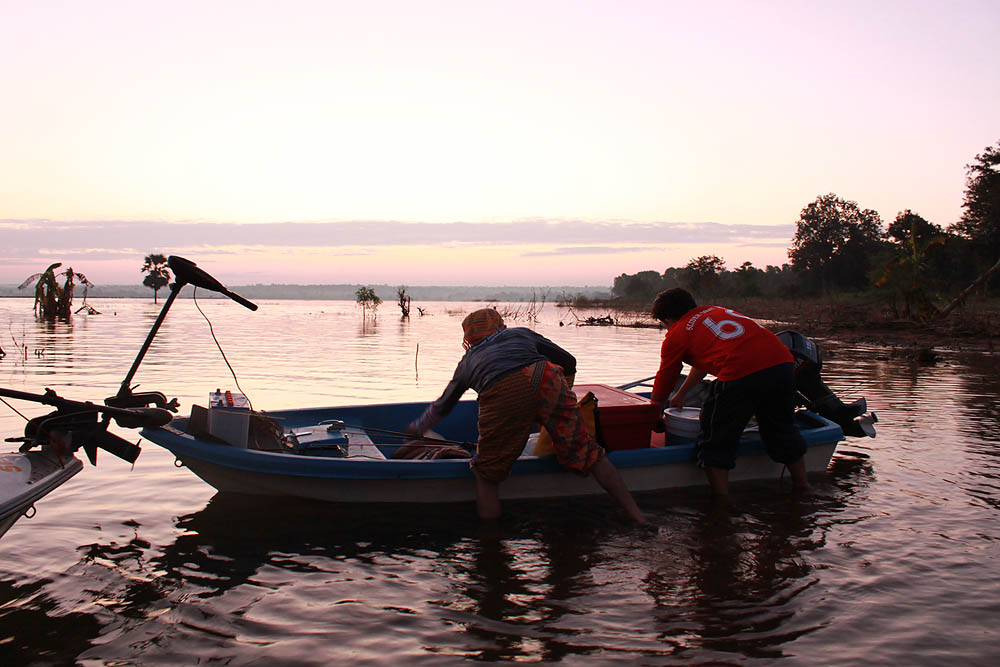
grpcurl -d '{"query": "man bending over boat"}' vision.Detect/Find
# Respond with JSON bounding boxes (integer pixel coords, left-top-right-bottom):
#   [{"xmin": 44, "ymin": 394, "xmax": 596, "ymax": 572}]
[
  {"xmin": 649, "ymin": 288, "xmax": 810, "ymax": 497},
  {"xmin": 407, "ymin": 308, "xmax": 646, "ymax": 523}
]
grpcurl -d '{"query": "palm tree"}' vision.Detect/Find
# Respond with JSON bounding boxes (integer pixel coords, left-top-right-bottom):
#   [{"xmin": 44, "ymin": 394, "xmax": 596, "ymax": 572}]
[
  {"xmin": 141, "ymin": 253, "xmax": 172, "ymax": 303},
  {"xmin": 355, "ymin": 286, "xmax": 382, "ymax": 318}
]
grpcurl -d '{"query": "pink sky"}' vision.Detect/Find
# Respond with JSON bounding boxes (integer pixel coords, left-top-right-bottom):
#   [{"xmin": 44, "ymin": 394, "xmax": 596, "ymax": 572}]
[{"xmin": 1, "ymin": 1, "xmax": 997, "ymax": 286}]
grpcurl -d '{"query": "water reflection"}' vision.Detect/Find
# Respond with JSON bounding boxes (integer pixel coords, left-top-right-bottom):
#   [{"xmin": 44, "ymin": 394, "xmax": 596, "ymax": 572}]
[
  {"xmin": 447, "ymin": 510, "xmax": 612, "ymax": 661},
  {"xmin": 957, "ymin": 357, "xmax": 1000, "ymax": 437},
  {"xmin": 151, "ymin": 494, "xmax": 479, "ymax": 595},
  {"xmin": 953, "ymin": 361, "xmax": 1000, "ymax": 512},
  {"xmin": 637, "ymin": 450, "xmax": 878, "ymax": 660},
  {"xmin": 0, "ymin": 445, "xmax": 938, "ymax": 665},
  {"xmin": 640, "ymin": 499, "xmax": 812, "ymax": 659},
  {"xmin": 0, "ymin": 576, "xmax": 102, "ymax": 664},
  {"xmin": 826, "ymin": 448, "xmax": 876, "ymax": 492},
  {"xmin": 84, "ymin": 494, "xmax": 662, "ymax": 662}
]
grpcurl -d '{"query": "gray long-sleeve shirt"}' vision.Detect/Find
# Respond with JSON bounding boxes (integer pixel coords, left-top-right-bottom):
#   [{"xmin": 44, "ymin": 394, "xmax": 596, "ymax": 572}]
[{"xmin": 412, "ymin": 327, "xmax": 576, "ymax": 433}]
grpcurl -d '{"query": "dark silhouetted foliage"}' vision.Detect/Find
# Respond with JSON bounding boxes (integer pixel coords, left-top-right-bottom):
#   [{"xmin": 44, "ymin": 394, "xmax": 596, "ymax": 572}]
[
  {"xmin": 954, "ymin": 139, "xmax": 1000, "ymax": 280},
  {"xmin": 789, "ymin": 193, "xmax": 886, "ymax": 292},
  {"xmin": 355, "ymin": 286, "xmax": 382, "ymax": 318},
  {"xmin": 141, "ymin": 253, "xmax": 171, "ymax": 303},
  {"xmin": 682, "ymin": 255, "xmax": 726, "ymax": 297}
]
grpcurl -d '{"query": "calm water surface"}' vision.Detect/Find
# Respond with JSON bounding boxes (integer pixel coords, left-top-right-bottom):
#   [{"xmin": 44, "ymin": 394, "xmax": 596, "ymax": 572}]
[{"xmin": 1, "ymin": 298, "xmax": 998, "ymax": 665}]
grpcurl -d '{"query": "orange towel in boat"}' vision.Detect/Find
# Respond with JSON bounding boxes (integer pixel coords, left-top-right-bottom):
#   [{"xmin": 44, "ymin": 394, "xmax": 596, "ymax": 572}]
[{"xmin": 533, "ymin": 391, "xmax": 601, "ymax": 457}]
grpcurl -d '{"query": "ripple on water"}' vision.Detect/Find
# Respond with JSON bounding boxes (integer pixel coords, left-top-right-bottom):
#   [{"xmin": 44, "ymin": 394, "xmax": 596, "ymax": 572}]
[{"xmin": 2, "ymin": 300, "xmax": 1000, "ymax": 665}]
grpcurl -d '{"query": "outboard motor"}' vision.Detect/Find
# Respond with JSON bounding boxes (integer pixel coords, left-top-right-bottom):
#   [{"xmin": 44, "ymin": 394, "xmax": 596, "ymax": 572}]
[{"xmin": 777, "ymin": 331, "xmax": 877, "ymax": 438}]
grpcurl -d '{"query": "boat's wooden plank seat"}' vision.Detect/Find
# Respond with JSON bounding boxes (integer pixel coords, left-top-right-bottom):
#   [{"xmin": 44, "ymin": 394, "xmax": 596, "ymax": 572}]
[{"xmin": 343, "ymin": 429, "xmax": 386, "ymax": 460}]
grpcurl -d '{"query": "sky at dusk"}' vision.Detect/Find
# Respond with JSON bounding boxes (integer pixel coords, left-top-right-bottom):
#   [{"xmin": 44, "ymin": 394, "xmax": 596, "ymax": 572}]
[{"xmin": 2, "ymin": 0, "xmax": 997, "ymax": 287}]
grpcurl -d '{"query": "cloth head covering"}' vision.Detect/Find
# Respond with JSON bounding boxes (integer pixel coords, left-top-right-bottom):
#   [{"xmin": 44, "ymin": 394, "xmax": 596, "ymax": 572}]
[{"xmin": 462, "ymin": 308, "xmax": 505, "ymax": 349}]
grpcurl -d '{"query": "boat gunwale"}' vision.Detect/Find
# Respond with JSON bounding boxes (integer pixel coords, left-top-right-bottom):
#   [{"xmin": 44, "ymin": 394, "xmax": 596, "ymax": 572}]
[
  {"xmin": 140, "ymin": 402, "xmax": 844, "ymax": 482},
  {"xmin": 0, "ymin": 451, "xmax": 84, "ymax": 521}
]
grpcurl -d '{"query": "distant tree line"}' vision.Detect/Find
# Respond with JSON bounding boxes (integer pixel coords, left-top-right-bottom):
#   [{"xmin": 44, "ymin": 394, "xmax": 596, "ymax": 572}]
[{"xmin": 611, "ymin": 139, "xmax": 1000, "ymax": 319}]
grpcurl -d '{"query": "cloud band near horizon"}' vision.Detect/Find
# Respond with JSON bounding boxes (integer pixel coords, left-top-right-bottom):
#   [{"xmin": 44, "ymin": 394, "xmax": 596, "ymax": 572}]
[
  {"xmin": 0, "ymin": 218, "xmax": 798, "ymax": 284},
  {"xmin": 1, "ymin": 218, "xmax": 794, "ymax": 251}
]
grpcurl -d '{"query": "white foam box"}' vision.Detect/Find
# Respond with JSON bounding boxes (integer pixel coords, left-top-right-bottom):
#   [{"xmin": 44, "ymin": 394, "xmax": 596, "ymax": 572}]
[{"xmin": 207, "ymin": 408, "xmax": 251, "ymax": 447}]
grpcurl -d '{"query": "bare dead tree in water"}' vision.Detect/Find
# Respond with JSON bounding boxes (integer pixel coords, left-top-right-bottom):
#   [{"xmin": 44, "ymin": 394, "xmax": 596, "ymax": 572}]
[
  {"xmin": 397, "ymin": 286, "xmax": 411, "ymax": 317},
  {"xmin": 493, "ymin": 289, "xmax": 549, "ymax": 322}
]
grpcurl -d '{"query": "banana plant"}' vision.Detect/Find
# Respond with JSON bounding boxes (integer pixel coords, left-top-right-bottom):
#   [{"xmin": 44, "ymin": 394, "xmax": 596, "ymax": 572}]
[
  {"xmin": 876, "ymin": 224, "xmax": 945, "ymax": 321},
  {"xmin": 18, "ymin": 263, "xmax": 95, "ymax": 320}
]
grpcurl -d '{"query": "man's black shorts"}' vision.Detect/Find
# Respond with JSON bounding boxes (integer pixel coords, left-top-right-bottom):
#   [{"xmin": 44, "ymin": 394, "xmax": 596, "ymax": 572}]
[{"xmin": 694, "ymin": 362, "xmax": 807, "ymax": 469}]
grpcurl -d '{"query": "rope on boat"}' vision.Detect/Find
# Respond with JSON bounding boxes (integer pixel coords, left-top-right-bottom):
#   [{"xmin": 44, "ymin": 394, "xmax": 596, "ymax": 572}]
[{"xmin": 319, "ymin": 420, "xmax": 476, "ymax": 450}]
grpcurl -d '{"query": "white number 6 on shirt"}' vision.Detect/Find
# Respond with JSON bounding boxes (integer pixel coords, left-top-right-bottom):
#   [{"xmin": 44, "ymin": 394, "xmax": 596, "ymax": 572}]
[{"xmin": 702, "ymin": 309, "xmax": 755, "ymax": 340}]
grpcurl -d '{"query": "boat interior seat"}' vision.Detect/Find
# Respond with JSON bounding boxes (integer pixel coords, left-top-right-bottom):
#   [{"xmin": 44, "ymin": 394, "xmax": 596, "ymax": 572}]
[
  {"xmin": 343, "ymin": 430, "xmax": 387, "ymax": 459},
  {"xmin": 519, "ymin": 432, "xmax": 542, "ymax": 458}
]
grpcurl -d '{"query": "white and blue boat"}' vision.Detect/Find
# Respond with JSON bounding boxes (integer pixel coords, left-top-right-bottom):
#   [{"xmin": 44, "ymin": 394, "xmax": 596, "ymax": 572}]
[{"xmin": 139, "ymin": 381, "xmax": 853, "ymax": 504}]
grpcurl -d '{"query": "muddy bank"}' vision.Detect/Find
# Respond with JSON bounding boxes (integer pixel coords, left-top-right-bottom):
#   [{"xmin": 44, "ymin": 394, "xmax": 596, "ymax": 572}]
[
  {"xmin": 737, "ymin": 298, "xmax": 998, "ymax": 356},
  {"xmin": 572, "ymin": 297, "xmax": 999, "ymax": 357}
]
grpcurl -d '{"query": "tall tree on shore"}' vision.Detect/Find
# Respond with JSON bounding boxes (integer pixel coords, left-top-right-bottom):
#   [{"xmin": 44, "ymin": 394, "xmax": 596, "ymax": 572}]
[
  {"xmin": 732, "ymin": 261, "xmax": 763, "ymax": 297},
  {"xmin": 876, "ymin": 211, "xmax": 946, "ymax": 320},
  {"xmin": 789, "ymin": 193, "xmax": 884, "ymax": 292},
  {"xmin": 682, "ymin": 255, "xmax": 726, "ymax": 297},
  {"xmin": 953, "ymin": 140, "xmax": 1000, "ymax": 283},
  {"xmin": 612, "ymin": 270, "xmax": 662, "ymax": 301},
  {"xmin": 887, "ymin": 210, "xmax": 944, "ymax": 248},
  {"xmin": 141, "ymin": 254, "xmax": 171, "ymax": 303}
]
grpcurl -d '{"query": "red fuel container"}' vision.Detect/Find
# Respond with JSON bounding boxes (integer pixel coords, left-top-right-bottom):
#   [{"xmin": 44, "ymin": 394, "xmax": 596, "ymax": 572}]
[{"xmin": 574, "ymin": 384, "xmax": 659, "ymax": 450}]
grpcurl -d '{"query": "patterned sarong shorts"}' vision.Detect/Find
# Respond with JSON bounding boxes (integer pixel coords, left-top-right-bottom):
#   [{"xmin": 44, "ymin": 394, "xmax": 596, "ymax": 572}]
[{"xmin": 473, "ymin": 361, "xmax": 604, "ymax": 483}]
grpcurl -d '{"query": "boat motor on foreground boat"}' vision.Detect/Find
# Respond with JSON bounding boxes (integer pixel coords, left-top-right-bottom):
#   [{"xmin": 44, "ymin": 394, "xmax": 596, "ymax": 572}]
[
  {"xmin": 0, "ymin": 255, "xmax": 253, "ymax": 538},
  {"xmin": 0, "ymin": 388, "xmax": 172, "ymax": 538}
]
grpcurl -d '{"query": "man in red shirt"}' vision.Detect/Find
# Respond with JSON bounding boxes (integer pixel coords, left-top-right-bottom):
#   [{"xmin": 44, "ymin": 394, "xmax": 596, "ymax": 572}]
[{"xmin": 649, "ymin": 288, "xmax": 809, "ymax": 496}]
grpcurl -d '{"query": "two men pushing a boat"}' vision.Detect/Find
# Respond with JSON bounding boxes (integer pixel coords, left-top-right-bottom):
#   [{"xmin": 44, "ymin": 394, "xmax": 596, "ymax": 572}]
[{"xmin": 410, "ymin": 291, "xmax": 812, "ymax": 522}]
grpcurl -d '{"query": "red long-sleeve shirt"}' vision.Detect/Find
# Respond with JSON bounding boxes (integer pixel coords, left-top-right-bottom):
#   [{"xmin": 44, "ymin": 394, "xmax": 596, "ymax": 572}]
[{"xmin": 650, "ymin": 306, "xmax": 792, "ymax": 404}]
